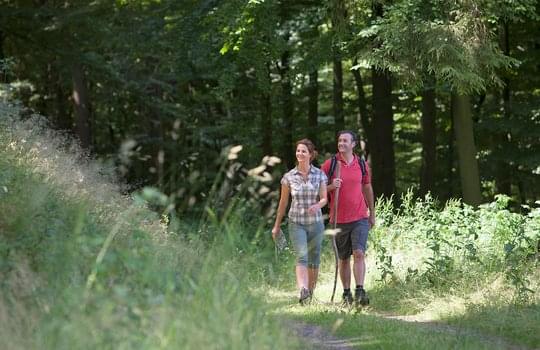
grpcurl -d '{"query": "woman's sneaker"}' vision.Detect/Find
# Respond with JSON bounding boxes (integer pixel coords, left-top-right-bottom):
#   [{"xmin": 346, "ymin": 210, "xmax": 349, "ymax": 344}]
[
  {"xmin": 342, "ymin": 290, "xmax": 353, "ymax": 306},
  {"xmin": 355, "ymin": 287, "xmax": 369, "ymax": 306},
  {"xmin": 299, "ymin": 287, "xmax": 311, "ymax": 305}
]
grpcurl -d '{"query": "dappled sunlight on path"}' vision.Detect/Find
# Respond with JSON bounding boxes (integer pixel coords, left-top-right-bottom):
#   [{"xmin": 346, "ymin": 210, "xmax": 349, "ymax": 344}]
[{"xmin": 264, "ymin": 263, "xmax": 537, "ymax": 350}]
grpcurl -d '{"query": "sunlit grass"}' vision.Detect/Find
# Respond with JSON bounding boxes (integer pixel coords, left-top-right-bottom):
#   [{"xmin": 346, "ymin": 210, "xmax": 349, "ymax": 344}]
[
  {"xmin": 265, "ymin": 255, "xmax": 539, "ymax": 349},
  {"xmin": 263, "ymin": 215, "xmax": 539, "ymax": 348},
  {"xmin": 0, "ymin": 91, "xmax": 296, "ymax": 349}
]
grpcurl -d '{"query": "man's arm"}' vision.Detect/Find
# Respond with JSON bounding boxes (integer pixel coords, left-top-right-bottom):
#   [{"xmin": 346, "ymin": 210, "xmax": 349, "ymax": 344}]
[
  {"xmin": 362, "ymin": 183, "xmax": 375, "ymax": 227},
  {"xmin": 321, "ymin": 158, "xmax": 341, "ymax": 192},
  {"xmin": 327, "ymin": 180, "xmax": 342, "ymax": 192}
]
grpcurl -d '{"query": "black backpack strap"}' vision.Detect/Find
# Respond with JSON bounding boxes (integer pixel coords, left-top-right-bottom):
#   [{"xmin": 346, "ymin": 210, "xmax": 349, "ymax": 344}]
[
  {"xmin": 329, "ymin": 154, "xmax": 366, "ymax": 182},
  {"xmin": 358, "ymin": 155, "xmax": 366, "ymax": 177},
  {"xmin": 328, "ymin": 154, "xmax": 337, "ymax": 184}
]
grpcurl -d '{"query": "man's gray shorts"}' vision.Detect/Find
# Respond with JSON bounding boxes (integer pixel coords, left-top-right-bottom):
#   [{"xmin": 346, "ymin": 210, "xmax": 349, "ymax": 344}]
[{"xmin": 335, "ymin": 219, "xmax": 370, "ymax": 260}]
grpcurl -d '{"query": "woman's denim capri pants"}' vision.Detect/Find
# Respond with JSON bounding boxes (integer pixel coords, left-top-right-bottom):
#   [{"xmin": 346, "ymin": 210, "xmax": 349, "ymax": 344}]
[{"xmin": 288, "ymin": 220, "xmax": 324, "ymax": 268}]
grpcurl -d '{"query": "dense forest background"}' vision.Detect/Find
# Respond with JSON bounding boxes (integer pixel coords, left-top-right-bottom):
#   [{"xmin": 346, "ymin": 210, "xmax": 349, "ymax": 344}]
[{"xmin": 1, "ymin": 0, "xmax": 539, "ymax": 215}]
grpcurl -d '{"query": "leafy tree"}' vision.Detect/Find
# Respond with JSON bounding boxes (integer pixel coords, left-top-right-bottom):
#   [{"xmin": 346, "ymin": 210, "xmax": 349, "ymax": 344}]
[{"xmin": 355, "ymin": 0, "xmax": 535, "ymax": 205}]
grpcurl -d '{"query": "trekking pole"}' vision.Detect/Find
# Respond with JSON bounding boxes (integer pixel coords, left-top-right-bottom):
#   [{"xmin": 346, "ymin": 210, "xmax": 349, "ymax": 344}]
[{"xmin": 330, "ymin": 163, "xmax": 341, "ymax": 303}]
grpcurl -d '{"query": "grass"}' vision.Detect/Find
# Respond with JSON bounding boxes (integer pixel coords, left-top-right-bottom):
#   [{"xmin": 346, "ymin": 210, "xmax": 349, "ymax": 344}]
[
  {"xmin": 368, "ymin": 275, "xmax": 540, "ymax": 348},
  {"xmin": 0, "ymin": 93, "xmax": 298, "ymax": 350},
  {"xmin": 266, "ymin": 280, "xmax": 497, "ymax": 350},
  {"xmin": 287, "ymin": 309, "xmax": 499, "ymax": 350},
  {"xmin": 264, "ymin": 249, "xmax": 539, "ymax": 349}
]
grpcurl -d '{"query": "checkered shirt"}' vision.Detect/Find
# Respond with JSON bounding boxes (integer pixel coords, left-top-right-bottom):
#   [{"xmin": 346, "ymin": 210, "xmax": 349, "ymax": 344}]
[{"xmin": 281, "ymin": 165, "xmax": 327, "ymax": 224}]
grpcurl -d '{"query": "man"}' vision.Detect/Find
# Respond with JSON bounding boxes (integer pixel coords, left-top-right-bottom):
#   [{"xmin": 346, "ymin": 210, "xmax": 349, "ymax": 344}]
[{"xmin": 321, "ymin": 130, "xmax": 376, "ymax": 306}]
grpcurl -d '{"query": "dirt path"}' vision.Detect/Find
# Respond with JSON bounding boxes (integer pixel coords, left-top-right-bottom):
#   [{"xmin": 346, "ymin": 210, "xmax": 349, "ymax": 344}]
[
  {"xmin": 287, "ymin": 310, "xmax": 532, "ymax": 350},
  {"xmin": 286, "ymin": 320, "xmax": 357, "ymax": 350}
]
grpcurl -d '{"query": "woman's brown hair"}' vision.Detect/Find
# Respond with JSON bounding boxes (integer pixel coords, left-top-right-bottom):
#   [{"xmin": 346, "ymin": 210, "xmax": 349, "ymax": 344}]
[{"xmin": 296, "ymin": 138, "xmax": 318, "ymax": 162}]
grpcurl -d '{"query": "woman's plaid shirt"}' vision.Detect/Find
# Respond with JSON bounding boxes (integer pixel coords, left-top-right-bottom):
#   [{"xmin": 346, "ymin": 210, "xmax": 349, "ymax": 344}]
[{"xmin": 281, "ymin": 165, "xmax": 327, "ymax": 225}]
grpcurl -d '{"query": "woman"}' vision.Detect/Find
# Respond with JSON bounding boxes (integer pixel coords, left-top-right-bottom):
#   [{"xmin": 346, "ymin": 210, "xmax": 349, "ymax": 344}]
[{"xmin": 272, "ymin": 139, "xmax": 328, "ymax": 304}]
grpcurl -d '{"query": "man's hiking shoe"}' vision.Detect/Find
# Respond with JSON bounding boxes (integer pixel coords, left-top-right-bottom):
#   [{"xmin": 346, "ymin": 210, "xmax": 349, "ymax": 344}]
[
  {"xmin": 299, "ymin": 287, "xmax": 311, "ymax": 305},
  {"xmin": 355, "ymin": 287, "xmax": 369, "ymax": 306},
  {"xmin": 342, "ymin": 290, "xmax": 353, "ymax": 306}
]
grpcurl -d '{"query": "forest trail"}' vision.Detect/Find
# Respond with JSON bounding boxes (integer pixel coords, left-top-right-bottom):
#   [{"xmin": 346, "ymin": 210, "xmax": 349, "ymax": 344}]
[
  {"xmin": 287, "ymin": 307, "xmax": 533, "ymax": 350},
  {"xmin": 287, "ymin": 320, "xmax": 357, "ymax": 349}
]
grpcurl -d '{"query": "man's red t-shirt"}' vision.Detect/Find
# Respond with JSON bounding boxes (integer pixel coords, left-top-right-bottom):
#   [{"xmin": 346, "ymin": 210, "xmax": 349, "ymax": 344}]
[{"xmin": 321, "ymin": 154, "xmax": 371, "ymax": 224}]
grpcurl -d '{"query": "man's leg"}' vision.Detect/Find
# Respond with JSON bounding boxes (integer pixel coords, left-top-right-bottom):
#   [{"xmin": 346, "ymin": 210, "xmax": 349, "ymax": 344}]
[
  {"xmin": 351, "ymin": 219, "xmax": 370, "ymax": 305},
  {"xmin": 339, "ymin": 257, "xmax": 351, "ymax": 289},
  {"xmin": 335, "ymin": 223, "xmax": 354, "ymax": 304},
  {"xmin": 352, "ymin": 249, "xmax": 366, "ymax": 287},
  {"xmin": 339, "ymin": 258, "xmax": 353, "ymax": 305},
  {"xmin": 353, "ymin": 250, "xmax": 369, "ymax": 305}
]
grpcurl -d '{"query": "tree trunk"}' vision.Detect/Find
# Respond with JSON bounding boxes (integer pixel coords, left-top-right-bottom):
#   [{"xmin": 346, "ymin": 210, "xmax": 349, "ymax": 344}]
[
  {"xmin": 451, "ymin": 94, "xmax": 482, "ymax": 206},
  {"xmin": 496, "ymin": 21, "xmax": 512, "ymax": 196},
  {"xmin": 147, "ymin": 82, "xmax": 165, "ymax": 188},
  {"xmin": 55, "ymin": 70, "xmax": 70, "ymax": 130},
  {"xmin": 331, "ymin": 0, "xmax": 346, "ymax": 135},
  {"xmin": 147, "ymin": 113, "xmax": 164, "ymax": 187},
  {"xmin": 448, "ymin": 99, "xmax": 455, "ymax": 200},
  {"xmin": 419, "ymin": 82, "xmax": 437, "ymax": 197},
  {"xmin": 261, "ymin": 92, "xmax": 273, "ymax": 156},
  {"xmin": 307, "ymin": 70, "xmax": 319, "ymax": 145},
  {"xmin": 333, "ymin": 54, "xmax": 344, "ymax": 134},
  {"xmin": 261, "ymin": 62, "xmax": 273, "ymax": 156},
  {"xmin": 0, "ymin": 30, "xmax": 6, "ymax": 83},
  {"xmin": 351, "ymin": 60, "xmax": 371, "ymax": 151},
  {"xmin": 371, "ymin": 67, "xmax": 396, "ymax": 198},
  {"xmin": 280, "ymin": 50, "xmax": 294, "ymax": 169},
  {"xmin": 71, "ymin": 63, "xmax": 92, "ymax": 149}
]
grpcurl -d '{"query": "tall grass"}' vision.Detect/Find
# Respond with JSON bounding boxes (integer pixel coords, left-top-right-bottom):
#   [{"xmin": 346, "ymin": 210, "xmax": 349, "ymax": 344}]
[{"xmin": 0, "ymin": 89, "xmax": 296, "ymax": 349}]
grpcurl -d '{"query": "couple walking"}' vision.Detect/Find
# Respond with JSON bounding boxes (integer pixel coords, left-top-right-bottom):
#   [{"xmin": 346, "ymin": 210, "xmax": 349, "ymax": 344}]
[{"xmin": 271, "ymin": 130, "xmax": 376, "ymax": 305}]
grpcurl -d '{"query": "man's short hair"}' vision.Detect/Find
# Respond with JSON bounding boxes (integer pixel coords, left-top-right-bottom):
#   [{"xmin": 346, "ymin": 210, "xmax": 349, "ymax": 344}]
[{"xmin": 337, "ymin": 130, "xmax": 358, "ymax": 142}]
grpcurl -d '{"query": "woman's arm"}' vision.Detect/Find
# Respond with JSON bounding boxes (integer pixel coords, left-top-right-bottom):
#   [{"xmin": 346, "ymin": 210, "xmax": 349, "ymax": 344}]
[
  {"xmin": 272, "ymin": 184, "xmax": 290, "ymax": 239},
  {"xmin": 308, "ymin": 182, "xmax": 328, "ymax": 214}
]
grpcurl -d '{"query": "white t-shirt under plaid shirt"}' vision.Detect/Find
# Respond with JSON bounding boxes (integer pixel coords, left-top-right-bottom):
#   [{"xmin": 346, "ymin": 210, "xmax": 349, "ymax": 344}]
[{"xmin": 281, "ymin": 165, "xmax": 327, "ymax": 225}]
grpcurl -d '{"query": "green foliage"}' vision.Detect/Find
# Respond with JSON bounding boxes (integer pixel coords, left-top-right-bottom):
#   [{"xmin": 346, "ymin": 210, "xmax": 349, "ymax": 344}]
[
  {"xmin": 370, "ymin": 191, "xmax": 539, "ymax": 300},
  {"xmin": 356, "ymin": 0, "xmax": 521, "ymax": 93},
  {"xmin": 2, "ymin": 0, "xmax": 540, "ymax": 207},
  {"xmin": 0, "ymin": 100, "xmax": 295, "ymax": 350}
]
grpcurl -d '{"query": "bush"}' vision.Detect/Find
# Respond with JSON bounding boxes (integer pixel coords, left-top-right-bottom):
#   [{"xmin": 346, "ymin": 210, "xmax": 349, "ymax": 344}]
[{"xmin": 370, "ymin": 190, "xmax": 539, "ymax": 300}]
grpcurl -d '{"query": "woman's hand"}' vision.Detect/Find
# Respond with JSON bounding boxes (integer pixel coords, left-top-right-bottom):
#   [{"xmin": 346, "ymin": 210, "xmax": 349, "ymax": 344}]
[
  {"xmin": 332, "ymin": 178, "xmax": 342, "ymax": 189},
  {"xmin": 271, "ymin": 226, "xmax": 280, "ymax": 240},
  {"xmin": 308, "ymin": 203, "xmax": 320, "ymax": 215}
]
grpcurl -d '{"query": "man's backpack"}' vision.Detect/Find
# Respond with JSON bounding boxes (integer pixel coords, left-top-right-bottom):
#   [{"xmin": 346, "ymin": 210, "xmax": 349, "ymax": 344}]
[{"xmin": 327, "ymin": 154, "xmax": 367, "ymax": 184}]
